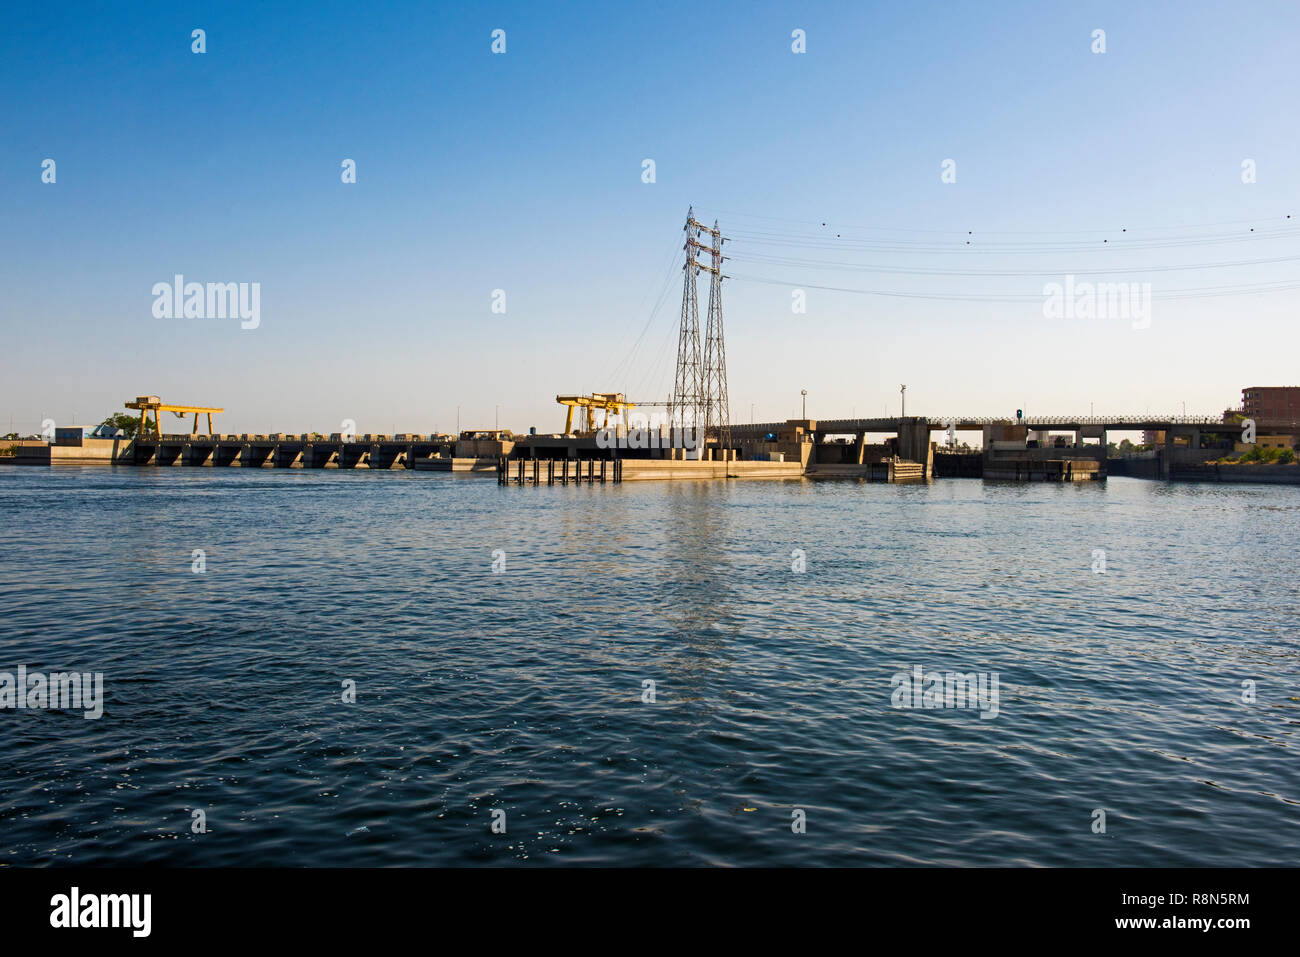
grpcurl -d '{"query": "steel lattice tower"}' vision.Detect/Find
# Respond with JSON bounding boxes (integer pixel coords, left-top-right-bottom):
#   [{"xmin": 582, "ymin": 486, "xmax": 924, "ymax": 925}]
[
  {"xmin": 670, "ymin": 208, "xmax": 731, "ymax": 454},
  {"xmin": 670, "ymin": 208, "xmax": 704, "ymax": 439},
  {"xmin": 700, "ymin": 218, "xmax": 731, "ymax": 452}
]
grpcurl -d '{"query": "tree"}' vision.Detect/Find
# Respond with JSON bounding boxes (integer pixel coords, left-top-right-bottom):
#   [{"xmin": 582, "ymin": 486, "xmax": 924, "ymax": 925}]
[{"xmin": 99, "ymin": 412, "xmax": 140, "ymax": 438}]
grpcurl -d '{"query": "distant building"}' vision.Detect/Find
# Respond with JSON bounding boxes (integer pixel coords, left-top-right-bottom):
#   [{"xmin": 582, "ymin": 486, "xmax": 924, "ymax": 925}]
[
  {"xmin": 53, "ymin": 426, "xmax": 93, "ymax": 445},
  {"xmin": 54, "ymin": 424, "xmax": 123, "ymax": 445},
  {"xmin": 1240, "ymin": 386, "xmax": 1300, "ymax": 428},
  {"xmin": 1235, "ymin": 434, "xmax": 1297, "ymax": 452}
]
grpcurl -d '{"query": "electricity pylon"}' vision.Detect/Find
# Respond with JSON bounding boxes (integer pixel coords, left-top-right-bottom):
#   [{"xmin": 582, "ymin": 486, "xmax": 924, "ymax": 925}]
[
  {"xmin": 670, "ymin": 208, "xmax": 731, "ymax": 453},
  {"xmin": 670, "ymin": 208, "xmax": 704, "ymax": 439},
  {"xmin": 700, "ymin": 217, "xmax": 731, "ymax": 452}
]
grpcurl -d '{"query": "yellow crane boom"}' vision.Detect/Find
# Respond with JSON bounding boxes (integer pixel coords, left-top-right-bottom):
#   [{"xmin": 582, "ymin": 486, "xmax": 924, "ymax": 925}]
[
  {"xmin": 125, "ymin": 395, "xmax": 224, "ymax": 437},
  {"xmin": 556, "ymin": 393, "xmax": 635, "ymax": 434}
]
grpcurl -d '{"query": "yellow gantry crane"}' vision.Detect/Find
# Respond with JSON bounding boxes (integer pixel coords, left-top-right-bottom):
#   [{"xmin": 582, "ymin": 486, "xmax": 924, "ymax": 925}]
[
  {"xmin": 125, "ymin": 395, "xmax": 224, "ymax": 437},
  {"xmin": 556, "ymin": 393, "xmax": 636, "ymax": 435}
]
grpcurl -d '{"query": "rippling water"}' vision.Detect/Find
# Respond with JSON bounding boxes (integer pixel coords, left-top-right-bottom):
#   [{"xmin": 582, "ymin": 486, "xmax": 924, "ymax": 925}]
[{"xmin": 1, "ymin": 466, "xmax": 1297, "ymax": 866}]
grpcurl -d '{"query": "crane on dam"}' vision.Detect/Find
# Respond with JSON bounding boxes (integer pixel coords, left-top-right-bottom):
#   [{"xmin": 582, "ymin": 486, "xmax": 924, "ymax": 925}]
[{"xmin": 125, "ymin": 395, "xmax": 224, "ymax": 438}]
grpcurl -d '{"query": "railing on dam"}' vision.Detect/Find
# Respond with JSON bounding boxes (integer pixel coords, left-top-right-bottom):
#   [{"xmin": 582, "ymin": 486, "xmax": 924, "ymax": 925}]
[
  {"xmin": 728, "ymin": 415, "xmax": 1236, "ymax": 433},
  {"xmin": 926, "ymin": 415, "xmax": 1232, "ymax": 428}
]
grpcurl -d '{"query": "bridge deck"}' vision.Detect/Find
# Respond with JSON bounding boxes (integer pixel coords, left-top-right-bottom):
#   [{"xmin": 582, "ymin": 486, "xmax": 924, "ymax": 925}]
[{"xmin": 727, "ymin": 415, "xmax": 1236, "ymax": 434}]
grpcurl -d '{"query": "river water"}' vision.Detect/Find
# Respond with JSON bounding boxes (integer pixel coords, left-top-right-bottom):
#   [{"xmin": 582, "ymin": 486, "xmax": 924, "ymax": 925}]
[{"xmin": 1, "ymin": 466, "xmax": 1296, "ymax": 866}]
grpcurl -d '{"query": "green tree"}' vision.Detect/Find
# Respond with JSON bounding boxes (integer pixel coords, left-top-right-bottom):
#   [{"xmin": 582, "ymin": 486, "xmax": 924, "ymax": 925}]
[{"xmin": 99, "ymin": 412, "xmax": 140, "ymax": 438}]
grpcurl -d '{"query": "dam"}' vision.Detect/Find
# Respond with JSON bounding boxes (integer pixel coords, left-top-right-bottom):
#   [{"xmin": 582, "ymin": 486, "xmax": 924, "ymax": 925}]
[{"xmin": 2, "ymin": 412, "xmax": 1257, "ymax": 484}]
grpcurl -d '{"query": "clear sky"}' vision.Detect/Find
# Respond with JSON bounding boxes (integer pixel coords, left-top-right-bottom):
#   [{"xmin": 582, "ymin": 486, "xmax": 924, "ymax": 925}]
[{"xmin": 2, "ymin": 0, "xmax": 1298, "ymax": 434}]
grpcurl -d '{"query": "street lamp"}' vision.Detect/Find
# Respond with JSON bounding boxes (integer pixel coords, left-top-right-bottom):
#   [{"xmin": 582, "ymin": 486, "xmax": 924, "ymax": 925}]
[
  {"xmin": 900, "ymin": 384, "xmax": 906, "ymax": 418},
  {"xmin": 801, "ymin": 390, "xmax": 807, "ymax": 420}
]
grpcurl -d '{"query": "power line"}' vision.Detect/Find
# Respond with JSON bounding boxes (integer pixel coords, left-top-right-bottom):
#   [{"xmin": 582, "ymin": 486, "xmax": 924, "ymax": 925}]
[
  {"xmin": 724, "ymin": 224, "xmax": 1297, "ymax": 254},
  {"xmin": 707, "ymin": 207, "xmax": 1295, "ymax": 237},
  {"xmin": 728, "ymin": 251, "xmax": 1300, "ymax": 277},
  {"xmin": 628, "ymin": 317, "xmax": 679, "ymax": 403},
  {"xmin": 605, "ymin": 238, "xmax": 682, "ymax": 385},
  {"xmin": 729, "ymin": 272, "xmax": 1300, "ymax": 302}
]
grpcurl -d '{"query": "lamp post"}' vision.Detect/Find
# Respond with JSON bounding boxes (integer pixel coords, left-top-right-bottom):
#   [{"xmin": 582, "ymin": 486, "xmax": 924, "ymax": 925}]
[
  {"xmin": 900, "ymin": 384, "xmax": 906, "ymax": 418},
  {"xmin": 801, "ymin": 390, "xmax": 807, "ymax": 420}
]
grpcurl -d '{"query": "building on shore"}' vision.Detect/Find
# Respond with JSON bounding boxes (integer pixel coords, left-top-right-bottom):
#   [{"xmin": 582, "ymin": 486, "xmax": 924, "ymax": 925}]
[{"xmin": 1240, "ymin": 386, "xmax": 1300, "ymax": 427}]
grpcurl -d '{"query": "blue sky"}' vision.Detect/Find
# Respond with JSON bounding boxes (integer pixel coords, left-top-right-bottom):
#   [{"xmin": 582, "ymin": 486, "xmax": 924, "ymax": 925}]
[{"xmin": 2, "ymin": 0, "xmax": 1298, "ymax": 434}]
